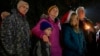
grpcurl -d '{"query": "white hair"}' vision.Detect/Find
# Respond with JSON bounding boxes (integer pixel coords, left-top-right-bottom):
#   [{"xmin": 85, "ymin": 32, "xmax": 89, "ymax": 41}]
[
  {"xmin": 17, "ymin": 1, "xmax": 29, "ymax": 9},
  {"xmin": 76, "ymin": 6, "xmax": 85, "ymax": 14}
]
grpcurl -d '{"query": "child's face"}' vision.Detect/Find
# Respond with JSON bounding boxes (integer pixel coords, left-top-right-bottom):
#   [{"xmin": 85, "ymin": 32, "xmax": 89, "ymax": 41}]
[
  {"xmin": 44, "ymin": 28, "xmax": 52, "ymax": 36},
  {"xmin": 70, "ymin": 15, "xmax": 79, "ymax": 27}
]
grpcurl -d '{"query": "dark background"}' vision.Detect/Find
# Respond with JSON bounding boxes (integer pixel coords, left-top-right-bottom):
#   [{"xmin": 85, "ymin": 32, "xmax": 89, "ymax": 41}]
[{"xmin": 0, "ymin": 0, "xmax": 100, "ymax": 29}]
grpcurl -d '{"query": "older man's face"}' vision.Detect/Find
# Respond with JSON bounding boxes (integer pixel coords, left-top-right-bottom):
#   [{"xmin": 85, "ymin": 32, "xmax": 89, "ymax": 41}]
[
  {"xmin": 78, "ymin": 9, "xmax": 85, "ymax": 20},
  {"xmin": 18, "ymin": 4, "xmax": 29, "ymax": 15}
]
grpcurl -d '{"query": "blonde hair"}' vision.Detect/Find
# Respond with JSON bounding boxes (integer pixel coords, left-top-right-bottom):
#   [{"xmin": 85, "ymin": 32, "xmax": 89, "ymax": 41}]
[
  {"xmin": 17, "ymin": 0, "xmax": 29, "ymax": 9},
  {"xmin": 1, "ymin": 11, "xmax": 10, "ymax": 19},
  {"xmin": 69, "ymin": 12, "xmax": 78, "ymax": 23},
  {"xmin": 70, "ymin": 13, "xmax": 79, "ymax": 31},
  {"xmin": 48, "ymin": 5, "xmax": 58, "ymax": 14}
]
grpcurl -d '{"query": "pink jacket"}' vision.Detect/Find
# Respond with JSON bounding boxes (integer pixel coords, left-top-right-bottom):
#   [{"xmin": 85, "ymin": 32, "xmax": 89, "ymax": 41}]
[{"xmin": 32, "ymin": 17, "xmax": 62, "ymax": 56}]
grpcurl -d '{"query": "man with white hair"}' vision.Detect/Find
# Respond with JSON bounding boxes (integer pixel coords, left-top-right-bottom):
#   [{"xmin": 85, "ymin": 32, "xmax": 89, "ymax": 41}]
[
  {"xmin": 0, "ymin": 1, "xmax": 30, "ymax": 56},
  {"xmin": 76, "ymin": 6, "xmax": 96, "ymax": 56}
]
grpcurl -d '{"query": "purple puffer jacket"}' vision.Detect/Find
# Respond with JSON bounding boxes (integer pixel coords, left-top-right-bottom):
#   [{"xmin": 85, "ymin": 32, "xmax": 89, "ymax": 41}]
[{"xmin": 32, "ymin": 17, "xmax": 62, "ymax": 56}]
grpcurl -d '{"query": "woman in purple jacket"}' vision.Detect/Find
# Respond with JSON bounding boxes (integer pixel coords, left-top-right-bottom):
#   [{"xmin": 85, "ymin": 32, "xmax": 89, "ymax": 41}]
[{"xmin": 32, "ymin": 5, "xmax": 62, "ymax": 56}]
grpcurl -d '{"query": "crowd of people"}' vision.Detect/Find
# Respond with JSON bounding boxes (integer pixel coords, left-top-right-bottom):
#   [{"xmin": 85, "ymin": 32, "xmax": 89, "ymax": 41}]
[{"xmin": 0, "ymin": 0, "xmax": 100, "ymax": 56}]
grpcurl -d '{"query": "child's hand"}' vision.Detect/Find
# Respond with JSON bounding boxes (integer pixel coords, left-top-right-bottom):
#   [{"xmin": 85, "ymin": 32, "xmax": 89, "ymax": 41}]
[
  {"xmin": 43, "ymin": 35, "xmax": 51, "ymax": 46},
  {"xmin": 43, "ymin": 35, "xmax": 49, "ymax": 43},
  {"xmin": 48, "ymin": 41, "xmax": 51, "ymax": 46}
]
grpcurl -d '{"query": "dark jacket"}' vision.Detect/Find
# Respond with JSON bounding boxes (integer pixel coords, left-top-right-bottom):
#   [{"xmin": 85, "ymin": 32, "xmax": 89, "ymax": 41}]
[
  {"xmin": 33, "ymin": 39, "xmax": 50, "ymax": 56},
  {"xmin": 62, "ymin": 24, "xmax": 86, "ymax": 56},
  {"xmin": 79, "ymin": 18, "xmax": 96, "ymax": 56},
  {"xmin": 79, "ymin": 18, "xmax": 96, "ymax": 43},
  {"xmin": 0, "ymin": 9, "xmax": 30, "ymax": 56}
]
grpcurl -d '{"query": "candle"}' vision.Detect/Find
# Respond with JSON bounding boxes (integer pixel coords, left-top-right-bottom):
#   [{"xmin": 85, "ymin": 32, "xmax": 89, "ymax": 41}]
[{"xmin": 84, "ymin": 23, "xmax": 91, "ymax": 30}]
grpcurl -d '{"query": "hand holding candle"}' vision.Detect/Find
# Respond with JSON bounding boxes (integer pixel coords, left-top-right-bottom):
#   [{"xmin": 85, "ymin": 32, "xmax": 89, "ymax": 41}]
[
  {"xmin": 84, "ymin": 23, "xmax": 91, "ymax": 30},
  {"xmin": 84, "ymin": 23, "xmax": 94, "ymax": 32}
]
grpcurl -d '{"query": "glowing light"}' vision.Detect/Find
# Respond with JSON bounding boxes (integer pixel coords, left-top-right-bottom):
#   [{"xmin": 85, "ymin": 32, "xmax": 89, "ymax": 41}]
[{"xmin": 84, "ymin": 24, "xmax": 91, "ymax": 30}]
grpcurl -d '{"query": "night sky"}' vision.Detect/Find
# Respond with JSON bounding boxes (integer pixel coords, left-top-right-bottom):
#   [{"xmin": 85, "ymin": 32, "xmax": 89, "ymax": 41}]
[{"xmin": 0, "ymin": 0, "xmax": 100, "ymax": 28}]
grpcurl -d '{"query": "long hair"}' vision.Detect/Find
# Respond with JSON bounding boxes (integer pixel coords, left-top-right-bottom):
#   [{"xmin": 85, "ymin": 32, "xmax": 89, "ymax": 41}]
[
  {"xmin": 69, "ymin": 13, "xmax": 78, "ymax": 24},
  {"xmin": 69, "ymin": 12, "xmax": 79, "ymax": 28}
]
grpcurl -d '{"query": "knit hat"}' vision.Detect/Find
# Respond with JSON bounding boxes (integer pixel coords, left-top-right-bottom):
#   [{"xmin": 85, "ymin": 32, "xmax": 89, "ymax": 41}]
[
  {"xmin": 61, "ymin": 10, "xmax": 74, "ymax": 24},
  {"xmin": 40, "ymin": 21, "xmax": 52, "ymax": 31}
]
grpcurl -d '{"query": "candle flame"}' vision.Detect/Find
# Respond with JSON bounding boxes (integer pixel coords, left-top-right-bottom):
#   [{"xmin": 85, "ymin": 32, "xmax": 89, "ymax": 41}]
[{"xmin": 84, "ymin": 24, "xmax": 90, "ymax": 30}]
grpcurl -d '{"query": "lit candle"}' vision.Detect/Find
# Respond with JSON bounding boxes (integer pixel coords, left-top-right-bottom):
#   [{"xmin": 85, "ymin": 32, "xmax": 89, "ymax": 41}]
[{"xmin": 84, "ymin": 23, "xmax": 91, "ymax": 30}]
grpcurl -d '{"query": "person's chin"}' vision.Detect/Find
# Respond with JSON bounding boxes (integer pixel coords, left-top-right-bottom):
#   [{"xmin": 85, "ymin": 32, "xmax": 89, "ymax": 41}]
[{"xmin": 73, "ymin": 24, "xmax": 78, "ymax": 27}]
